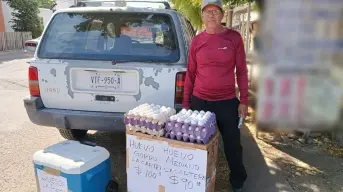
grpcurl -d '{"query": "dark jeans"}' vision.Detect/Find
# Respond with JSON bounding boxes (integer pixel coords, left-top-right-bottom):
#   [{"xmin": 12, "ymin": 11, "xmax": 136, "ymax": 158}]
[{"xmin": 190, "ymin": 95, "xmax": 247, "ymax": 189}]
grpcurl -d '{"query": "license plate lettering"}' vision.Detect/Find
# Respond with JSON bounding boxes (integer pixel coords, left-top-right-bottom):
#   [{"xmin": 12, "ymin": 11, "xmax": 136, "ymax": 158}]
[
  {"xmin": 91, "ymin": 76, "xmax": 100, "ymax": 84},
  {"xmin": 89, "ymin": 73, "xmax": 121, "ymax": 90},
  {"xmin": 103, "ymin": 76, "xmax": 117, "ymax": 84}
]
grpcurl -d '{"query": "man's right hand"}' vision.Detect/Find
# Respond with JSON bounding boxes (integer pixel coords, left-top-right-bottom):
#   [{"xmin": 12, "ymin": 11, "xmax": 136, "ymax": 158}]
[{"xmin": 182, "ymin": 103, "xmax": 190, "ymax": 110}]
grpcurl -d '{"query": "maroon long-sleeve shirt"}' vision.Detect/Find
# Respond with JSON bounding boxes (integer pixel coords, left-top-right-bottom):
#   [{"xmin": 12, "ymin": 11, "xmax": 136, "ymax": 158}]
[{"xmin": 182, "ymin": 28, "xmax": 249, "ymax": 108}]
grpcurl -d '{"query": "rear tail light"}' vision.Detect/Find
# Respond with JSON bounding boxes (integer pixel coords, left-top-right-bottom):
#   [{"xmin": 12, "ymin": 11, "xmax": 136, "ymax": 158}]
[
  {"xmin": 29, "ymin": 66, "xmax": 40, "ymax": 97},
  {"xmin": 25, "ymin": 42, "xmax": 37, "ymax": 47},
  {"xmin": 175, "ymin": 71, "xmax": 186, "ymax": 104}
]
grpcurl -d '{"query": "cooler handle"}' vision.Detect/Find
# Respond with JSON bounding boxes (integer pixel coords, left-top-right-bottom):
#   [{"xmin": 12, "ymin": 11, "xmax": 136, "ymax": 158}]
[{"xmin": 80, "ymin": 140, "xmax": 97, "ymax": 147}]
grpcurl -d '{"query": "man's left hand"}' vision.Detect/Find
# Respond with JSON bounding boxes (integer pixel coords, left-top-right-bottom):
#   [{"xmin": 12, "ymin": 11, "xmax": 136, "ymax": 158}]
[{"xmin": 238, "ymin": 104, "xmax": 248, "ymax": 118}]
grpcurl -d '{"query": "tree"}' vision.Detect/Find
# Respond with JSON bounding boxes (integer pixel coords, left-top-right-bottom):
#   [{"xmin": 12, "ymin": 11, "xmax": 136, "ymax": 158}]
[
  {"xmin": 170, "ymin": 0, "xmax": 253, "ymax": 29},
  {"xmin": 7, "ymin": 0, "xmax": 43, "ymax": 38},
  {"xmin": 37, "ymin": 0, "xmax": 56, "ymax": 10}
]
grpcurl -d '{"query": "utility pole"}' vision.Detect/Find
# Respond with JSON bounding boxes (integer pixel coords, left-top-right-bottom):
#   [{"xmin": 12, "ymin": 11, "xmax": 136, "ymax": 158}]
[
  {"xmin": 245, "ymin": 2, "xmax": 251, "ymax": 54},
  {"xmin": 226, "ymin": 6, "xmax": 234, "ymax": 28}
]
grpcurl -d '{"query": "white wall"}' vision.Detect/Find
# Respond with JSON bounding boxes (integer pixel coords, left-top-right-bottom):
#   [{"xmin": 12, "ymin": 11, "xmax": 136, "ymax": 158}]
[
  {"xmin": 56, "ymin": 0, "xmax": 75, "ymax": 10},
  {"xmin": 38, "ymin": 8, "xmax": 53, "ymax": 28}
]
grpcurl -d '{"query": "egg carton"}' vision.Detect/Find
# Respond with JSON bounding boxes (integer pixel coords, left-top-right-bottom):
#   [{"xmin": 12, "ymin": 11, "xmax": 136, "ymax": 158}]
[
  {"xmin": 126, "ymin": 124, "xmax": 164, "ymax": 137},
  {"xmin": 164, "ymin": 129, "xmax": 216, "ymax": 144}
]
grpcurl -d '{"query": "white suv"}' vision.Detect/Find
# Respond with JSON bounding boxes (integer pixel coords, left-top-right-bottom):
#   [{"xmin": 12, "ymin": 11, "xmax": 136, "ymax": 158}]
[{"xmin": 23, "ymin": 1, "xmax": 196, "ymax": 140}]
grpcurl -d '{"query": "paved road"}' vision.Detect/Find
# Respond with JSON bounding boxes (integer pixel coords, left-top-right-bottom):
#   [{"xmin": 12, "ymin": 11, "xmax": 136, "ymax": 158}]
[{"xmin": 0, "ymin": 51, "xmax": 293, "ymax": 192}]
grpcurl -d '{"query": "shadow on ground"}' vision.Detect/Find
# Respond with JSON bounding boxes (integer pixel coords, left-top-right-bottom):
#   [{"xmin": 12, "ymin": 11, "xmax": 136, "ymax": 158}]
[
  {"xmin": 260, "ymin": 138, "xmax": 343, "ymax": 191},
  {"xmin": 248, "ymin": 103, "xmax": 343, "ymax": 191},
  {"xmin": 240, "ymin": 126, "xmax": 294, "ymax": 192}
]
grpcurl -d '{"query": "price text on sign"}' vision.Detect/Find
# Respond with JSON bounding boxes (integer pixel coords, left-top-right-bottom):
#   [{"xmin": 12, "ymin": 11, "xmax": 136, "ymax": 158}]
[
  {"xmin": 127, "ymin": 135, "xmax": 208, "ymax": 192},
  {"xmin": 36, "ymin": 169, "xmax": 68, "ymax": 192}
]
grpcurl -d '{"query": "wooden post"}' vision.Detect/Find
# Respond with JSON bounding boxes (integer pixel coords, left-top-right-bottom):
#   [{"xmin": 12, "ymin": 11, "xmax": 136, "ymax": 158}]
[
  {"xmin": 245, "ymin": 2, "xmax": 251, "ymax": 54},
  {"xmin": 226, "ymin": 7, "xmax": 233, "ymax": 28}
]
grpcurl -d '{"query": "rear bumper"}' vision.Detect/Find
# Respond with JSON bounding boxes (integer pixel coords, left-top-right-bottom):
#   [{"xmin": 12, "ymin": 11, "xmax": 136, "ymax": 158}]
[{"xmin": 23, "ymin": 96, "xmax": 125, "ymax": 131}]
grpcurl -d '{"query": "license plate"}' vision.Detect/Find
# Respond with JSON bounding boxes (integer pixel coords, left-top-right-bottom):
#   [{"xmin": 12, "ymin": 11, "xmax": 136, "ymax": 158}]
[
  {"xmin": 71, "ymin": 68, "xmax": 139, "ymax": 95},
  {"xmin": 89, "ymin": 72, "xmax": 121, "ymax": 90}
]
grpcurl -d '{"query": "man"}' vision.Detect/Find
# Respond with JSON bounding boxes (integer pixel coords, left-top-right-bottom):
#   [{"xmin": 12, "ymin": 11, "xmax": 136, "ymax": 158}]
[
  {"xmin": 111, "ymin": 24, "xmax": 132, "ymax": 54},
  {"xmin": 182, "ymin": 0, "xmax": 249, "ymax": 191}
]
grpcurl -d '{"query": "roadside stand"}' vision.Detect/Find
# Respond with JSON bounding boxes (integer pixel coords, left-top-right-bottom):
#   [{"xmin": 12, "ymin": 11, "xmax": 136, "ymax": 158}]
[
  {"xmin": 125, "ymin": 103, "xmax": 219, "ymax": 192},
  {"xmin": 32, "ymin": 103, "xmax": 219, "ymax": 192}
]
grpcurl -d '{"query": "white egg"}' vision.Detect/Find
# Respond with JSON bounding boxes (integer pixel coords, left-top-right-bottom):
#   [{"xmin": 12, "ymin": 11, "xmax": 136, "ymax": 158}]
[
  {"xmin": 191, "ymin": 119, "xmax": 198, "ymax": 125},
  {"xmin": 180, "ymin": 109, "xmax": 187, "ymax": 114},
  {"xmin": 191, "ymin": 113, "xmax": 197, "ymax": 118},
  {"xmin": 147, "ymin": 113, "xmax": 154, "ymax": 118},
  {"xmin": 170, "ymin": 115, "xmax": 177, "ymax": 121},
  {"xmin": 184, "ymin": 118, "xmax": 191, "ymax": 124}
]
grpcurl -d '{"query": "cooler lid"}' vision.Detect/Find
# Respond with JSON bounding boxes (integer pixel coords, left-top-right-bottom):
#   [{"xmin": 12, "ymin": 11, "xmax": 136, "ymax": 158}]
[{"xmin": 33, "ymin": 140, "xmax": 110, "ymax": 174}]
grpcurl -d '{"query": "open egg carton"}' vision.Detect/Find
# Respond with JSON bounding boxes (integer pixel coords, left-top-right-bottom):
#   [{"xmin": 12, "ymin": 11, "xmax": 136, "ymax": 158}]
[
  {"xmin": 164, "ymin": 109, "xmax": 217, "ymax": 144},
  {"xmin": 124, "ymin": 103, "xmax": 176, "ymax": 136}
]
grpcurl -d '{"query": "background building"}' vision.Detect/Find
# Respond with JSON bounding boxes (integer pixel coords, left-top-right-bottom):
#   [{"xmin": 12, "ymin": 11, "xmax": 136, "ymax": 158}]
[
  {"xmin": 56, "ymin": 0, "xmax": 75, "ymax": 10},
  {"xmin": 0, "ymin": 0, "xmax": 53, "ymax": 32}
]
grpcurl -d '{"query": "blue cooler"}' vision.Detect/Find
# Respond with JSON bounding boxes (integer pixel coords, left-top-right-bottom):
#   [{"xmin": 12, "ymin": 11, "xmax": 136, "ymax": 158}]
[{"xmin": 33, "ymin": 140, "xmax": 111, "ymax": 192}]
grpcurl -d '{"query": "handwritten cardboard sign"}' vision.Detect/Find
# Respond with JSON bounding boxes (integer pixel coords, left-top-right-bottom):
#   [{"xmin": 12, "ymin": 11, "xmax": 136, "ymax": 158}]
[
  {"xmin": 36, "ymin": 169, "xmax": 68, "ymax": 192},
  {"xmin": 126, "ymin": 133, "xmax": 214, "ymax": 192}
]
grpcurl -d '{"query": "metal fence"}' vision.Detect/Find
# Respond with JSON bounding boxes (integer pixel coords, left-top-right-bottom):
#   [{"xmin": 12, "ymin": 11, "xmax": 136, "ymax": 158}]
[{"xmin": 0, "ymin": 32, "xmax": 32, "ymax": 51}]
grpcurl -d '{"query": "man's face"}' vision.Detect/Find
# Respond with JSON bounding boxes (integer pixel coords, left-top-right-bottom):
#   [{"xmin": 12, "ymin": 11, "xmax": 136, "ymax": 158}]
[
  {"xmin": 121, "ymin": 26, "xmax": 131, "ymax": 32},
  {"xmin": 202, "ymin": 5, "xmax": 223, "ymax": 28}
]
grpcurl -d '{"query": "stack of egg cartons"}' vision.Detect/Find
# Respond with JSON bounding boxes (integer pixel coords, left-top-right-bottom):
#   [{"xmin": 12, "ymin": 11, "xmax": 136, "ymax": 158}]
[
  {"xmin": 164, "ymin": 109, "xmax": 217, "ymax": 144},
  {"xmin": 124, "ymin": 103, "xmax": 176, "ymax": 136}
]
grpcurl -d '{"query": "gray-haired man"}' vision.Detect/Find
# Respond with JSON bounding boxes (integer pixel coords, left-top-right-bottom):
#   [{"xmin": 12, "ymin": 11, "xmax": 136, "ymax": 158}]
[{"xmin": 182, "ymin": 0, "xmax": 249, "ymax": 191}]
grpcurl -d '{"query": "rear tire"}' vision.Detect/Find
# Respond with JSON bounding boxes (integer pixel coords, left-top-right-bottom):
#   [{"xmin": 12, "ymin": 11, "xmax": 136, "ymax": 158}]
[{"xmin": 58, "ymin": 129, "xmax": 88, "ymax": 140}]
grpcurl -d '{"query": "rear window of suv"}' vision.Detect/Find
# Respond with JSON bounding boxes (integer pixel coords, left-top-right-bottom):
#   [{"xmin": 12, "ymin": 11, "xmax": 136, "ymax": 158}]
[{"xmin": 38, "ymin": 12, "xmax": 180, "ymax": 62}]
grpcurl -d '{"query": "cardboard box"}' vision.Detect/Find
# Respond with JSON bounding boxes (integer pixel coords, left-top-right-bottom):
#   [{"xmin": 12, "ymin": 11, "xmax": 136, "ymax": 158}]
[{"xmin": 126, "ymin": 130, "xmax": 219, "ymax": 192}]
